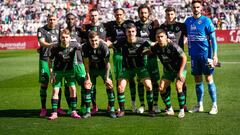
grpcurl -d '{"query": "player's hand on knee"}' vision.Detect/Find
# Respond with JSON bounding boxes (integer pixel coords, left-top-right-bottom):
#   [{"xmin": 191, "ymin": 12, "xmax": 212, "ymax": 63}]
[{"xmin": 105, "ymin": 78, "xmax": 113, "ymax": 89}]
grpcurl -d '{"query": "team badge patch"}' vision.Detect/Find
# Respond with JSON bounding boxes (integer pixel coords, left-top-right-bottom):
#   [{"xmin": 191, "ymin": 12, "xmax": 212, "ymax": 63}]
[
  {"xmin": 176, "ymin": 26, "xmax": 179, "ymax": 31},
  {"xmin": 198, "ymin": 20, "xmax": 202, "ymax": 24},
  {"xmin": 167, "ymin": 49, "xmax": 171, "ymax": 54},
  {"xmin": 100, "ymin": 28, "xmax": 104, "ymax": 32},
  {"xmin": 148, "ymin": 25, "xmax": 152, "ymax": 29},
  {"xmin": 38, "ymin": 31, "xmax": 42, "ymax": 37}
]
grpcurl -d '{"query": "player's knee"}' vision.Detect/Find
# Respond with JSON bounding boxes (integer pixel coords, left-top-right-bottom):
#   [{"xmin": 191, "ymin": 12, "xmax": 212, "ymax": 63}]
[
  {"xmin": 205, "ymin": 75, "xmax": 213, "ymax": 83},
  {"xmin": 159, "ymin": 86, "xmax": 164, "ymax": 93}
]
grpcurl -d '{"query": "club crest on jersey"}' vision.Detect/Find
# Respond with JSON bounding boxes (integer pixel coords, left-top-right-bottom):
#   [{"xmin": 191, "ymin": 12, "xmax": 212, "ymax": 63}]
[
  {"xmin": 198, "ymin": 20, "xmax": 202, "ymax": 24},
  {"xmin": 148, "ymin": 25, "xmax": 152, "ymax": 29},
  {"xmin": 38, "ymin": 31, "xmax": 42, "ymax": 37},
  {"xmin": 69, "ymin": 48, "xmax": 74, "ymax": 52},
  {"xmin": 167, "ymin": 49, "xmax": 171, "ymax": 54},
  {"xmin": 175, "ymin": 26, "xmax": 179, "ymax": 31},
  {"xmin": 100, "ymin": 28, "xmax": 104, "ymax": 32}
]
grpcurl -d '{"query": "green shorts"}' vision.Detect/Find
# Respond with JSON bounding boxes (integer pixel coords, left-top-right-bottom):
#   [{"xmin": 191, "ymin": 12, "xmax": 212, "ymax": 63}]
[
  {"xmin": 74, "ymin": 63, "xmax": 86, "ymax": 85},
  {"xmin": 39, "ymin": 60, "xmax": 50, "ymax": 84},
  {"xmin": 113, "ymin": 53, "xmax": 123, "ymax": 80},
  {"xmin": 162, "ymin": 69, "xmax": 187, "ymax": 82},
  {"xmin": 147, "ymin": 57, "xmax": 160, "ymax": 81},
  {"xmin": 121, "ymin": 67, "xmax": 150, "ymax": 81},
  {"xmin": 89, "ymin": 68, "xmax": 113, "ymax": 86},
  {"xmin": 53, "ymin": 70, "xmax": 75, "ymax": 88}
]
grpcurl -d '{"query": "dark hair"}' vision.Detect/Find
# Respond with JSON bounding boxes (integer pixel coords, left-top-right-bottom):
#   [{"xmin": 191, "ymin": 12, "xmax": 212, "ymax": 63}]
[
  {"xmin": 47, "ymin": 12, "xmax": 57, "ymax": 18},
  {"xmin": 192, "ymin": 0, "xmax": 202, "ymax": 5},
  {"xmin": 90, "ymin": 8, "xmax": 99, "ymax": 13},
  {"xmin": 113, "ymin": 8, "xmax": 125, "ymax": 14},
  {"xmin": 137, "ymin": 4, "xmax": 151, "ymax": 14},
  {"xmin": 66, "ymin": 12, "xmax": 77, "ymax": 18},
  {"xmin": 126, "ymin": 23, "xmax": 136, "ymax": 30},
  {"xmin": 155, "ymin": 29, "xmax": 167, "ymax": 36},
  {"xmin": 88, "ymin": 30, "xmax": 98, "ymax": 39},
  {"xmin": 165, "ymin": 6, "xmax": 176, "ymax": 13}
]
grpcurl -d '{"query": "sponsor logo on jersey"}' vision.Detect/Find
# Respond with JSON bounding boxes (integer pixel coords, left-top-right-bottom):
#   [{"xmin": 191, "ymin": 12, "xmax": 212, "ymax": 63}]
[{"xmin": 190, "ymin": 25, "xmax": 197, "ymax": 31}]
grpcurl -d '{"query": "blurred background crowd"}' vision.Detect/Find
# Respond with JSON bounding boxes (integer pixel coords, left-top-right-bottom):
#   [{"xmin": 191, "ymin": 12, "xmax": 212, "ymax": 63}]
[{"xmin": 0, "ymin": 0, "xmax": 239, "ymax": 36}]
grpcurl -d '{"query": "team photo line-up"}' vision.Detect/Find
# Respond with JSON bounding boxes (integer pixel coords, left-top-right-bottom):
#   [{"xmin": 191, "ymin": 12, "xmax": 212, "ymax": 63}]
[{"xmin": 37, "ymin": 0, "xmax": 219, "ymax": 120}]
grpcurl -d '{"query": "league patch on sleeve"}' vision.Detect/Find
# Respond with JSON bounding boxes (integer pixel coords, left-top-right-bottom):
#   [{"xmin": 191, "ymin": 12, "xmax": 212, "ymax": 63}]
[{"xmin": 38, "ymin": 31, "xmax": 42, "ymax": 38}]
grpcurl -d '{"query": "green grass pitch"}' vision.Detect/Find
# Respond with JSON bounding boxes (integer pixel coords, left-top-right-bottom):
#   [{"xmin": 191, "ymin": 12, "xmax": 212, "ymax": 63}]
[{"xmin": 0, "ymin": 44, "xmax": 240, "ymax": 135}]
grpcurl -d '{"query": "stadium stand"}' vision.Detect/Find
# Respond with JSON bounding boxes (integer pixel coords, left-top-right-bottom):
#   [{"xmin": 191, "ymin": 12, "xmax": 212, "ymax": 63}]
[{"xmin": 0, "ymin": 0, "xmax": 239, "ymax": 36}]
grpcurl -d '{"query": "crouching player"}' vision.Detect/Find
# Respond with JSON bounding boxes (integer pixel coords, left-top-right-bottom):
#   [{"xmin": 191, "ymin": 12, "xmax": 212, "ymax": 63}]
[
  {"xmin": 82, "ymin": 31, "xmax": 116, "ymax": 118},
  {"xmin": 48, "ymin": 29, "xmax": 81, "ymax": 120},
  {"xmin": 116, "ymin": 23, "xmax": 154, "ymax": 117},
  {"xmin": 144, "ymin": 29, "xmax": 187, "ymax": 118}
]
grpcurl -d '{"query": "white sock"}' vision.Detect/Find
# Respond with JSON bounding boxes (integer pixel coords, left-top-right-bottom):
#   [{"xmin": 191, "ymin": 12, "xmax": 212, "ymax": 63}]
[
  {"xmin": 198, "ymin": 101, "xmax": 203, "ymax": 106},
  {"xmin": 180, "ymin": 108, "xmax": 184, "ymax": 113}
]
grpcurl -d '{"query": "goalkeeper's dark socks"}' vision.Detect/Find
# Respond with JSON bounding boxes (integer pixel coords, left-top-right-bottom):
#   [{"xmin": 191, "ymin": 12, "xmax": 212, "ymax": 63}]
[{"xmin": 40, "ymin": 86, "xmax": 47, "ymax": 108}]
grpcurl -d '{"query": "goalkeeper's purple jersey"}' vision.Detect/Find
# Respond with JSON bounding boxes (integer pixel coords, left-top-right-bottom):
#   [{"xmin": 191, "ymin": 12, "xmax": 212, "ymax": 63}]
[{"xmin": 184, "ymin": 15, "xmax": 215, "ymax": 57}]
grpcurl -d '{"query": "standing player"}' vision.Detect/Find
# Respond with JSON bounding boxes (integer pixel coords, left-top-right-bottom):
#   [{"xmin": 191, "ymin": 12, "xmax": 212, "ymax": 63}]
[
  {"xmin": 104, "ymin": 8, "xmax": 138, "ymax": 112},
  {"xmin": 82, "ymin": 8, "xmax": 107, "ymax": 41},
  {"xmin": 185, "ymin": 0, "xmax": 218, "ymax": 115},
  {"xmin": 159, "ymin": 6, "xmax": 188, "ymax": 111},
  {"xmin": 144, "ymin": 29, "xmax": 187, "ymax": 118},
  {"xmin": 64, "ymin": 12, "xmax": 86, "ymax": 115},
  {"xmin": 116, "ymin": 23, "xmax": 154, "ymax": 117},
  {"xmin": 37, "ymin": 13, "xmax": 66, "ymax": 117},
  {"xmin": 81, "ymin": 9, "xmax": 108, "ymax": 114},
  {"xmin": 82, "ymin": 31, "xmax": 116, "ymax": 118},
  {"xmin": 48, "ymin": 29, "xmax": 81, "ymax": 120},
  {"xmin": 135, "ymin": 4, "xmax": 161, "ymax": 113}
]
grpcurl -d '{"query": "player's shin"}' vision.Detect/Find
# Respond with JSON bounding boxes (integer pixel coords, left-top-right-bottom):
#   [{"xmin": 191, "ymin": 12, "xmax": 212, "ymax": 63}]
[
  {"xmin": 40, "ymin": 86, "xmax": 47, "ymax": 109},
  {"xmin": 107, "ymin": 89, "xmax": 115, "ymax": 112},
  {"xmin": 196, "ymin": 82, "xmax": 204, "ymax": 106},
  {"xmin": 160, "ymin": 91, "xmax": 172, "ymax": 109},
  {"xmin": 146, "ymin": 91, "xmax": 153, "ymax": 111},
  {"xmin": 117, "ymin": 92, "xmax": 125, "ymax": 111},
  {"xmin": 208, "ymin": 81, "xmax": 217, "ymax": 106}
]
